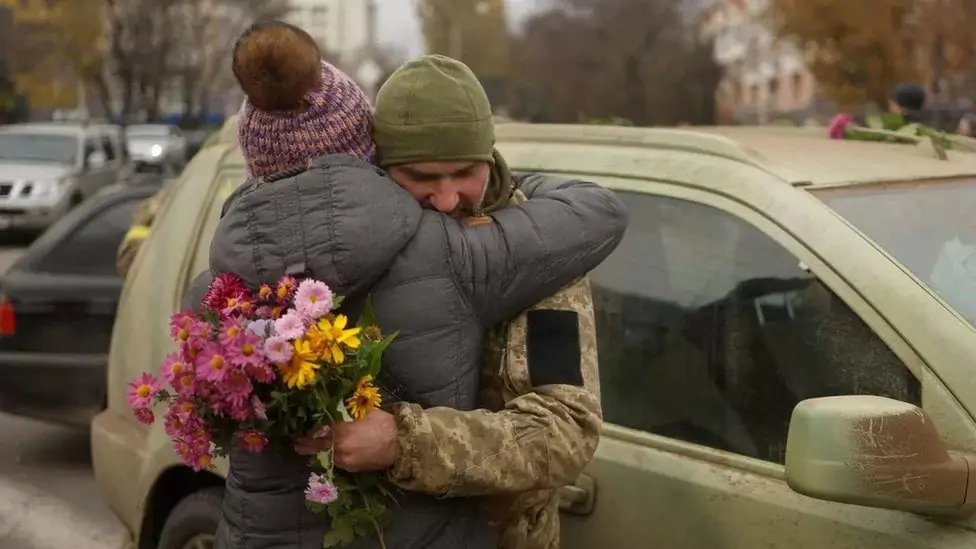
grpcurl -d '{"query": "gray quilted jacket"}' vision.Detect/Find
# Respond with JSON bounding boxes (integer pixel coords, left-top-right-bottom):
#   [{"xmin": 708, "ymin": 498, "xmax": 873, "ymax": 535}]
[{"xmin": 182, "ymin": 154, "xmax": 628, "ymax": 549}]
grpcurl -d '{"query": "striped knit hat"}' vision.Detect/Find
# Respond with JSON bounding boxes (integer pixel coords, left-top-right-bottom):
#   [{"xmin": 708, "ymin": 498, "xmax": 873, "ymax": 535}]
[{"xmin": 232, "ymin": 21, "xmax": 376, "ymax": 180}]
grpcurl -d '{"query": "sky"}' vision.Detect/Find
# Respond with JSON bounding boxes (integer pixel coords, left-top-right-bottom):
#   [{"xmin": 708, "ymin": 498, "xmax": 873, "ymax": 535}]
[{"xmin": 374, "ymin": 0, "xmax": 544, "ymax": 58}]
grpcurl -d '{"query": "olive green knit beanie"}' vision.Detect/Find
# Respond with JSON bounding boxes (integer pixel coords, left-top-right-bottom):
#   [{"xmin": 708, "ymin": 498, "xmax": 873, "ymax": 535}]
[{"xmin": 373, "ymin": 55, "xmax": 495, "ymax": 168}]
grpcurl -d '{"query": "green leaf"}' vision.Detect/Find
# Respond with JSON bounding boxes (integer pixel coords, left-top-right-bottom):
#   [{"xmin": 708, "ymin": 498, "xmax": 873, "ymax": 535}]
[
  {"xmin": 879, "ymin": 113, "xmax": 906, "ymax": 131},
  {"xmin": 897, "ymin": 122, "xmax": 920, "ymax": 135},
  {"xmin": 866, "ymin": 114, "xmax": 883, "ymax": 129},
  {"xmin": 356, "ymin": 295, "xmax": 378, "ymax": 328},
  {"xmin": 201, "ymin": 308, "xmax": 220, "ymax": 325},
  {"xmin": 367, "ymin": 334, "xmax": 397, "ymax": 377},
  {"xmin": 321, "ymin": 518, "xmax": 355, "ymax": 548},
  {"xmin": 337, "ymin": 400, "xmax": 353, "ymax": 422}
]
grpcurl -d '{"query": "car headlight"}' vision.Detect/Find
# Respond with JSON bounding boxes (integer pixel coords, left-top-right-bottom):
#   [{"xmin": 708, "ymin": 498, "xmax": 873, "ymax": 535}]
[
  {"xmin": 22, "ymin": 178, "xmax": 68, "ymax": 199},
  {"xmin": 150, "ymin": 145, "xmax": 163, "ymax": 157}
]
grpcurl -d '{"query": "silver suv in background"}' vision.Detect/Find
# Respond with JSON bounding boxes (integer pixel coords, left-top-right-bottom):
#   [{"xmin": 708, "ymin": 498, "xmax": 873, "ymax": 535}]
[{"xmin": 0, "ymin": 123, "xmax": 127, "ymax": 233}]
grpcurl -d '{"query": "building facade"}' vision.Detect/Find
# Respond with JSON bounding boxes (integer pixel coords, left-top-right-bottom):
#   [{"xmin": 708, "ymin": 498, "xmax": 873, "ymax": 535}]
[
  {"xmin": 701, "ymin": 0, "xmax": 819, "ymax": 124},
  {"xmin": 286, "ymin": 0, "xmax": 382, "ymax": 97}
]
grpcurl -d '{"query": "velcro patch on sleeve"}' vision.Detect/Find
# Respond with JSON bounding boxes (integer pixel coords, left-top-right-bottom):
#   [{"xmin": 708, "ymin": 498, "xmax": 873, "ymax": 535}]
[{"xmin": 526, "ymin": 309, "xmax": 584, "ymax": 387}]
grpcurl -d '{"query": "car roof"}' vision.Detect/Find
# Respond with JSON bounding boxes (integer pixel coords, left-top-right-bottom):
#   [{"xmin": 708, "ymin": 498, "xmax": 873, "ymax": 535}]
[
  {"xmin": 128, "ymin": 124, "xmax": 173, "ymax": 130},
  {"xmin": 0, "ymin": 122, "xmax": 120, "ymax": 137},
  {"xmin": 493, "ymin": 124, "xmax": 976, "ymax": 188},
  {"xmin": 210, "ymin": 116, "xmax": 976, "ymax": 188}
]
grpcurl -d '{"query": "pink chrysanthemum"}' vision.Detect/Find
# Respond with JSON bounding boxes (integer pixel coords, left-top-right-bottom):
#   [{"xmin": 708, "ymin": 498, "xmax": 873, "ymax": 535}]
[
  {"xmin": 237, "ymin": 429, "xmax": 268, "ymax": 452},
  {"xmin": 294, "ymin": 279, "xmax": 333, "ymax": 319},
  {"xmin": 127, "ymin": 372, "xmax": 163, "ymax": 409},
  {"xmin": 228, "ymin": 332, "xmax": 265, "ymax": 367},
  {"xmin": 189, "ymin": 320, "xmax": 213, "ymax": 341},
  {"xmin": 263, "ymin": 335, "xmax": 294, "ymax": 363},
  {"xmin": 180, "ymin": 336, "xmax": 205, "ymax": 365},
  {"xmin": 163, "ymin": 407, "xmax": 190, "ymax": 438},
  {"xmin": 202, "ymin": 273, "xmax": 247, "ymax": 311},
  {"xmin": 196, "ymin": 343, "xmax": 231, "ymax": 382},
  {"xmin": 219, "ymin": 318, "xmax": 246, "ymax": 347},
  {"xmin": 273, "ymin": 312, "xmax": 305, "ymax": 340},
  {"xmin": 173, "ymin": 438, "xmax": 214, "ymax": 472},
  {"xmin": 223, "ymin": 370, "xmax": 253, "ymax": 404},
  {"xmin": 169, "ymin": 311, "xmax": 197, "ymax": 342},
  {"xmin": 222, "ymin": 291, "xmax": 254, "ymax": 318},
  {"xmin": 245, "ymin": 362, "xmax": 276, "ymax": 384},
  {"xmin": 305, "ymin": 473, "xmax": 339, "ymax": 504},
  {"xmin": 275, "ymin": 276, "xmax": 297, "ymax": 303},
  {"xmin": 160, "ymin": 352, "xmax": 191, "ymax": 385},
  {"xmin": 133, "ymin": 407, "xmax": 155, "ymax": 425},
  {"xmin": 173, "ymin": 373, "xmax": 197, "ymax": 397}
]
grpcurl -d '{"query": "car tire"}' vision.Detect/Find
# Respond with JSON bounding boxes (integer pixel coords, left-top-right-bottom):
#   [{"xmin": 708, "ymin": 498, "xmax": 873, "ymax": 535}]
[{"xmin": 157, "ymin": 486, "xmax": 224, "ymax": 549}]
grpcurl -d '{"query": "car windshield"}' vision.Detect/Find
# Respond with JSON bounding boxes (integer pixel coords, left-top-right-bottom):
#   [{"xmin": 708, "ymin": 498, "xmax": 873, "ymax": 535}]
[
  {"xmin": 128, "ymin": 125, "xmax": 170, "ymax": 138},
  {"xmin": 811, "ymin": 178, "xmax": 976, "ymax": 327},
  {"xmin": 0, "ymin": 133, "xmax": 78, "ymax": 165}
]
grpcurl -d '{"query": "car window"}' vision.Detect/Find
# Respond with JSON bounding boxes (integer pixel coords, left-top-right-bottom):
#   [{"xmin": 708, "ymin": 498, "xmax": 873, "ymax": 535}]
[
  {"xmin": 189, "ymin": 172, "xmax": 244, "ymax": 276},
  {"xmin": 0, "ymin": 133, "xmax": 78, "ymax": 165},
  {"xmin": 99, "ymin": 135, "xmax": 116, "ymax": 161},
  {"xmin": 591, "ymin": 190, "xmax": 921, "ymax": 464},
  {"xmin": 34, "ymin": 197, "xmax": 144, "ymax": 277}
]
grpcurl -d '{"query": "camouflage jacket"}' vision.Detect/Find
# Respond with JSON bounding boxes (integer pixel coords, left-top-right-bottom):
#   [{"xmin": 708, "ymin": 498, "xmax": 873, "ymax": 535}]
[
  {"xmin": 116, "ymin": 183, "xmax": 174, "ymax": 278},
  {"xmin": 390, "ymin": 264, "xmax": 603, "ymax": 548}
]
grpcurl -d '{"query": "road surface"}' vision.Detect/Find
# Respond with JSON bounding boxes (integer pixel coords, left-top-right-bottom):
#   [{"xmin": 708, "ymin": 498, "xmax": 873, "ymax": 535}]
[{"xmin": 0, "ymin": 241, "xmax": 129, "ymax": 549}]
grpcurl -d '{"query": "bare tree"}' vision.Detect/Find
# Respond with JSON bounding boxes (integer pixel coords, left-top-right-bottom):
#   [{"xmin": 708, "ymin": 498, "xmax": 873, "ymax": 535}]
[
  {"xmin": 510, "ymin": 0, "xmax": 722, "ymax": 125},
  {"xmin": 170, "ymin": 0, "xmax": 291, "ymax": 123}
]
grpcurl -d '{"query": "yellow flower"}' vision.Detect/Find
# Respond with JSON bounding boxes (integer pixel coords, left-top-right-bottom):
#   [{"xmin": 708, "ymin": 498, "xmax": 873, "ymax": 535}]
[
  {"xmin": 277, "ymin": 338, "xmax": 320, "ymax": 389},
  {"xmin": 308, "ymin": 315, "xmax": 362, "ymax": 365},
  {"xmin": 346, "ymin": 375, "xmax": 382, "ymax": 420}
]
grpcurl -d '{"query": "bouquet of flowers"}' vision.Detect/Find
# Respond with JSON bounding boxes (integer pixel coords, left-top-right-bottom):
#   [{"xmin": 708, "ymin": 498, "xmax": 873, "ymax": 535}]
[
  {"xmin": 827, "ymin": 112, "xmax": 976, "ymax": 156},
  {"xmin": 127, "ymin": 273, "xmax": 397, "ymax": 548}
]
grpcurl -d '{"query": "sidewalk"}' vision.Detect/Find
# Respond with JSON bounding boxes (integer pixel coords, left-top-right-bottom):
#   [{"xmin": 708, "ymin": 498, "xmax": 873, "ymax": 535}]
[{"xmin": 0, "ymin": 478, "xmax": 129, "ymax": 549}]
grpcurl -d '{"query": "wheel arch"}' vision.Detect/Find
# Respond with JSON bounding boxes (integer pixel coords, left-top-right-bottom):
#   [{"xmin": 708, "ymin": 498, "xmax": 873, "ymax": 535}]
[{"xmin": 138, "ymin": 465, "xmax": 223, "ymax": 549}]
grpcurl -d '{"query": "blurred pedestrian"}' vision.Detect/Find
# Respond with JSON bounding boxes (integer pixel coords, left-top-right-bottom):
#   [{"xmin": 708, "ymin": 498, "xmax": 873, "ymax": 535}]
[
  {"xmin": 956, "ymin": 113, "xmax": 976, "ymax": 137},
  {"xmin": 888, "ymin": 83, "xmax": 928, "ymax": 124},
  {"xmin": 116, "ymin": 182, "xmax": 175, "ymax": 278}
]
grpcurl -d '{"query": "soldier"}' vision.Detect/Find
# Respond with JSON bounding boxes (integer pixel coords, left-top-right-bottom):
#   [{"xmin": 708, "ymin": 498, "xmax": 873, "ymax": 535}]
[{"xmin": 297, "ymin": 55, "xmax": 608, "ymax": 549}]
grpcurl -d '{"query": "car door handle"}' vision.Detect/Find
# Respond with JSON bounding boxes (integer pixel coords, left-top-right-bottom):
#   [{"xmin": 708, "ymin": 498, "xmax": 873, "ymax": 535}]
[{"xmin": 558, "ymin": 474, "xmax": 596, "ymax": 515}]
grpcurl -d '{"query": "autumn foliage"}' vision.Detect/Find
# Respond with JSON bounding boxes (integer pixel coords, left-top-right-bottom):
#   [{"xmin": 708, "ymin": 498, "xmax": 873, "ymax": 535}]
[
  {"xmin": 510, "ymin": 0, "xmax": 722, "ymax": 125},
  {"xmin": 767, "ymin": 0, "xmax": 923, "ymax": 108}
]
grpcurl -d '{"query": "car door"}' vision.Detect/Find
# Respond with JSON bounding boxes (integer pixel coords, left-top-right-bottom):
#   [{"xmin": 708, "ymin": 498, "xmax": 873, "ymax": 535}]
[
  {"xmin": 79, "ymin": 136, "xmax": 114, "ymax": 197},
  {"xmin": 182, "ymin": 167, "xmax": 246, "ymax": 289},
  {"xmin": 99, "ymin": 133, "xmax": 124, "ymax": 185},
  {"xmin": 560, "ymin": 182, "xmax": 974, "ymax": 548},
  {"xmin": 0, "ymin": 190, "xmax": 151, "ymax": 358}
]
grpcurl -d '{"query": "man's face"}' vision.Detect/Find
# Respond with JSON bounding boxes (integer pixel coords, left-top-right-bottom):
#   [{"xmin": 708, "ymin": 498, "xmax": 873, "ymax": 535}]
[
  {"xmin": 888, "ymin": 99, "xmax": 903, "ymax": 114},
  {"xmin": 389, "ymin": 161, "xmax": 491, "ymax": 217}
]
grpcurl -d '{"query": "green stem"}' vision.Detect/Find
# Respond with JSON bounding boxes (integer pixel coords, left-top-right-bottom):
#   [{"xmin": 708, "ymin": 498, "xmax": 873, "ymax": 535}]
[{"xmin": 358, "ymin": 478, "xmax": 386, "ymax": 549}]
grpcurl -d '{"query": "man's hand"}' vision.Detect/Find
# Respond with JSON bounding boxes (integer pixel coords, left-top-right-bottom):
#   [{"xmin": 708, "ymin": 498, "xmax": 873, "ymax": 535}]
[{"xmin": 294, "ymin": 409, "xmax": 400, "ymax": 473}]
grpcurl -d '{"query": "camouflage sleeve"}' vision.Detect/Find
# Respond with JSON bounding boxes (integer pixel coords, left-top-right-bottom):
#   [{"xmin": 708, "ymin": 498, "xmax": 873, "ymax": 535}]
[
  {"xmin": 116, "ymin": 186, "xmax": 170, "ymax": 278},
  {"xmin": 389, "ymin": 278, "xmax": 602, "ymax": 496}
]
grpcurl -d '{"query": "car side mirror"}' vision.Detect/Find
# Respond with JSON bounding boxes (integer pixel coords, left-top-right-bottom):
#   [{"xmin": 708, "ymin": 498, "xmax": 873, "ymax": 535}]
[
  {"xmin": 785, "ymin": 396, "xmax": 976, "ymax": 517},
  {"xmin": 87, "ymin": 150, "xmax": 107, "ymax": 169}
]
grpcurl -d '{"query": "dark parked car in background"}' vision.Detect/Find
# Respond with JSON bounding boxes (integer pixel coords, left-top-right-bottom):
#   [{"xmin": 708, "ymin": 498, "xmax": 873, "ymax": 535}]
[{"xmin": 0, "ymin": 182, "xmax": 160, "ymax": 426}]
